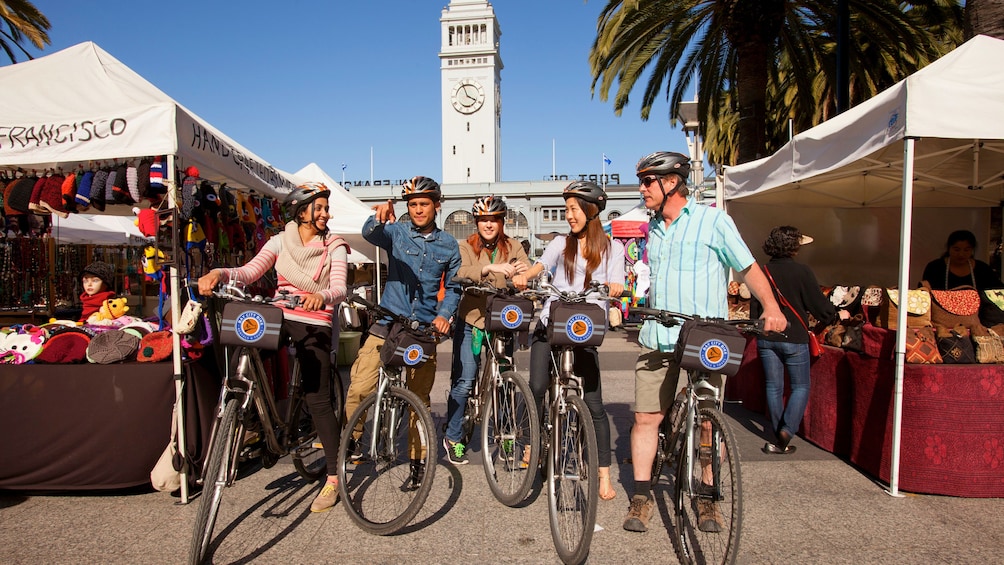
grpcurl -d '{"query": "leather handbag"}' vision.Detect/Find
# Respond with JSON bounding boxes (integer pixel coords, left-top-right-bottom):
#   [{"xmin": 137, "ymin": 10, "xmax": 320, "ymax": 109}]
[
  {"xmin": 903, "ymin": 326, "xmax": 942, "ymax": 364},
  {"xmin": 935, "ymin": 325, "xmax": 976, "ymax": 364},
  {"xmin": 876, "ymin": 288, "xmax": 931, "ymax": 330},
  {"xmin": 979, "ymin": 289, "xmax": 1004, "ymax": 327},
  {"xmin": 923, "ymin": 282, "xmax": 981, "ymax": 330}
]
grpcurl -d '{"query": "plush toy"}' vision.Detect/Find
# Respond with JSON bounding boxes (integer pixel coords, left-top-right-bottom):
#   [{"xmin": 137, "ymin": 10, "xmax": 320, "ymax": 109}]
[
  {"xmin": 87, "ymin": 297, "xmax": 130, "ymax": 324},
  {"xmin": 142, "ymin": 245, "xmax": 166, "ymax": 280},
  {"xmin": 0, "ymin": 328, "xmax": 46, "ymax": 364}
]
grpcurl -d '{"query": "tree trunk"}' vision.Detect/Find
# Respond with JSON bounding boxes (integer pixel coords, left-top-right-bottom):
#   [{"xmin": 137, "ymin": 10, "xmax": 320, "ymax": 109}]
[
  {"xmin": 965, "ymin": 0, "xmax": 1004, "ymax": 40},
  {"xmin": 735, "ymin": 39, "xmax": 769, "ymax": 164}
]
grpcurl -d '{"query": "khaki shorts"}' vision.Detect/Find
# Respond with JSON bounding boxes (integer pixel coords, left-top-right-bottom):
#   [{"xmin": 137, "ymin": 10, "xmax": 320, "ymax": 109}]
[{"xmin": 634, "ymin": 347, "xmax": 726, "ymax": 413}]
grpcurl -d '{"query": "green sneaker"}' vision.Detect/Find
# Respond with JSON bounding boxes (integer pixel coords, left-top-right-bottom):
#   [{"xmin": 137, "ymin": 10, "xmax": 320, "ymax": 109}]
[{"xmin": 444, "ymin": 438, "xmax": 469, "ymax": 466}]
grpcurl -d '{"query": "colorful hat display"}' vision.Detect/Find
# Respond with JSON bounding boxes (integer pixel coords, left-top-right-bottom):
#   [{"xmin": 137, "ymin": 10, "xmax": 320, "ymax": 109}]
[
  {"xmin": 35, "ymin": 329, "xmax": 91, "ymax": 364},
  {"xmin": 85, "ymin": 329, "xmax": 140, "ymax": 364}
]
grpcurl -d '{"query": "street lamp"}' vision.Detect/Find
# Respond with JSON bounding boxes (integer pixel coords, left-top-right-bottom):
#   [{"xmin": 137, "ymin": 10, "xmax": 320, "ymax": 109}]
[{"xmin": 676, "ymin": 99, "xmax": 705, "ymax": 191}]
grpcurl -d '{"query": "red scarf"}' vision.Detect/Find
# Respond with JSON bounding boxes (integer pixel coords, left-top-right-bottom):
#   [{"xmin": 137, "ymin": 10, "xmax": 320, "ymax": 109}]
[{"xmin": 79, "ymin": 290, "xmax": 116, "ymax": 322}]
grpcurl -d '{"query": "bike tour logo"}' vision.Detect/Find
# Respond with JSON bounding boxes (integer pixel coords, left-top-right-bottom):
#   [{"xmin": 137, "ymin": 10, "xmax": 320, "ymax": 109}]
[
  {"xmin": 235, "ymin": 310, "xmax": 268, "ymax": 343},
  {"xmin": 498, "ymin": 304, "xmax": 525, "ymax": 330},
  {"xmin": 565, "ymin": 313, "xmax": 594, "ymax": 343},
  {"xmin": 401, "ymin": 343, "xmax": 427, "ymax": 366},
  {"xmin": 698, "ymin": 338, "xmax": 731, "ymax": 371}
]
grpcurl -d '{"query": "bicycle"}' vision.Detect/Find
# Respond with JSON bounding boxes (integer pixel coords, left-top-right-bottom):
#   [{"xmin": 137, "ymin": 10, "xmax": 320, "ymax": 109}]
[
  {"xmin": 453, "ymin": 277, "xmax": 540, "ymax": 506},
  {"xmin": 189, "ymin": 282, "xmax": 343, "ymax": 565},
  {"xmin": 335, "ymin": 293, "xmax": 441, "ymax": 535},
  {"xmin": 634, "ymin": 306, "xmax": 766, "ymax": 565},
  {"xmin": 522, "ymin": 278, "xmax": 611, "ymax": 565}
]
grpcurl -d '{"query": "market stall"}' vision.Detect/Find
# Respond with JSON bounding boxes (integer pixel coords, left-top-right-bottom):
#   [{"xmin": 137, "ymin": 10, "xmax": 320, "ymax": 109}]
[
  {"xmin": 0, "ymin": 42, "xmax": 297, "ymax": 498},
  {"xmin": 723, "ymin": 35, "xmax": 1004, "ymax": 495}
]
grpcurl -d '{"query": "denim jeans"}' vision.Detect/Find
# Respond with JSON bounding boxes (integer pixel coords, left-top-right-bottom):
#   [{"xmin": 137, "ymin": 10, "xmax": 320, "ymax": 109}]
[
  {"xmin": 445, "ymin": 322, "xmax": 479, "ymax": 443},
  {"xmin": 757, "ymin": 339, "xmax": 811, "ymax": 438}
]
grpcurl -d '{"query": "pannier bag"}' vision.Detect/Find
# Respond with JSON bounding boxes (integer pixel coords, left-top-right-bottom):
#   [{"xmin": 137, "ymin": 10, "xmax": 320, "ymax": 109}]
[
  {"xmin": 547, "ymin": 302, "xmax": 606, "ymax": 347},
  {"xmin": 675, "ymin": 319, "xmax": 747, "ymax": 377},
  {"xmin": 486, "ymin": 294, "xmax": 534, "ymax": 332},
  {"xmin": 875, "ymin": 288, "xmax": 931, "ymax": 330},
  {"xmin": 220, "ymin": 302, "xmax": 284, "ymax": 350},
  {"xmin": 380, "ymin": 322, "xmax": 436, "ymax": 367}
]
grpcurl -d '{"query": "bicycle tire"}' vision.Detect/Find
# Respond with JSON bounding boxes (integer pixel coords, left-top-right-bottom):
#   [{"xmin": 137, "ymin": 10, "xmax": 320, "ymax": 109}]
[
  {"xmin": 336, "ymin": 385, "xmax": 437, "ymax": 535},
  {"xmin": 188, "ymin": 397, "xmax": 240, "ymax": 565},
  {"xmin": 481, "ymin": 371, "xmax": 539, "ymax": 507},
  {"xmin": 292, "ymin": 366, "xmax": 344, "ymax": 482},
  {"xmin": 546, "ymin": 395, "xmax": 598, "ymax": 565},
  {"xmin": 673, "ymin": 407, "xmax": 742, "ymax": 565}
]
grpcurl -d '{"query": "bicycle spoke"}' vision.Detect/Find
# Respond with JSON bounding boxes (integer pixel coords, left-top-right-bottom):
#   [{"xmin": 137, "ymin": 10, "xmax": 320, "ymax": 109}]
[
  {"xmin": 547, "ymin": 395, "xmax": 597, "ymax": 565},
  {"xmin": 482, "ymin": 371, "xmax": 538, "ymax": 506}
]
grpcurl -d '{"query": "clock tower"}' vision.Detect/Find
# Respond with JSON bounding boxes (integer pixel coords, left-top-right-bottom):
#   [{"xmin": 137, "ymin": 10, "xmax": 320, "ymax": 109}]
[{"xmin": 439, "ymin": 0, "xmax": 502, "ymax": 184}]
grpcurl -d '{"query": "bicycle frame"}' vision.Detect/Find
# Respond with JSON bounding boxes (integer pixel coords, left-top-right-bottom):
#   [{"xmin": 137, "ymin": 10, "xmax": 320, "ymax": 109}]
[
  {"xmin": 677, "ymin": 370, "xmax": 722, "ymax": 500},
  {"xmin": 547, "ymin": 347, "xmax": 584, "ymax": 427},
  {"xmin": 366, "ymin": 365, "xmax": 407, "ymax": 460}
]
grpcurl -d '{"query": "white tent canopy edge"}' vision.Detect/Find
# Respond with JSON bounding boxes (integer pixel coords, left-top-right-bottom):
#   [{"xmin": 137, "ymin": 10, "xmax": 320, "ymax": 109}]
[{"xmin": 723, "ymin": 35, "xmax": 1004, "ymax": 497}]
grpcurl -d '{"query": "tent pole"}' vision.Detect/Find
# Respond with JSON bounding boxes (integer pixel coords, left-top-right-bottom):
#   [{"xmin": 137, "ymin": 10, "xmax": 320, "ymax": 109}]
[
  {"xmin": 887, "ymin": 138, "xmax": 916, "ymax": 498},
  {"xmin": 167, "ymin": 153, "xmax": 189, "ymax": 504}
]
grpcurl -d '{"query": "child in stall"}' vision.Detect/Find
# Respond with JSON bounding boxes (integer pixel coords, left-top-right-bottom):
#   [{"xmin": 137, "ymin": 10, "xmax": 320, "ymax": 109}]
[{"xmin": 79, "ymin": 261, "xmax": 116, "ymax": 322}]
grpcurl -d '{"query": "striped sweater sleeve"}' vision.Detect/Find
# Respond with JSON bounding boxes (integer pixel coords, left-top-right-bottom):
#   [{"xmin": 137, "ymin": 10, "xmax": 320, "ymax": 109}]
[
  {"xmin": 219, "ymin": 237, "xmax": 280, "ymax": 284},
  {"xmin": 320, "ymin": 244, "xmax": 349, "ymax": 306}
]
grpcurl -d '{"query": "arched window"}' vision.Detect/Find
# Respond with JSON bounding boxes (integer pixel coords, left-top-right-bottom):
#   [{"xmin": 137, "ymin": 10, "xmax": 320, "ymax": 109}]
[{"xmin": 607, "ymin": 210, "xmax": 622, "ymax": 220}]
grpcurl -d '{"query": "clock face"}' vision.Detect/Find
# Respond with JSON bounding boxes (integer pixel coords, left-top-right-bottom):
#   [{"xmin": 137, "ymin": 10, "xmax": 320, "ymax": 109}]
[{"xmin": 451, "ymin": 79, "xmax": 485, "ymax": 114}]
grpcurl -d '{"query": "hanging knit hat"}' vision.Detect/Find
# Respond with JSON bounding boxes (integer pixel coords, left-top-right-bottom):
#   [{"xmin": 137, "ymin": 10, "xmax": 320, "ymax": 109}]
[
  {"xmin": 74, "ymin": 171, "xmax": 94, "ymax": 210},
  {"xmin": 2, "ymin": 181, "xmax": 18, "ymax": 216},
  {"xmin": 148, "ymin": 157, "xmax": 166, "ymax": 196},
  {"xmin": 39, "ymin": 174, "xmax": 69, "ymax": 218},
  {"xmin": 104, "ymin": 168, "xmax": 117, "ymax": 201},
  {"xmin": 86, "ymin": 329, "xmax": 140, "ymax": 364},
  {"xmin": 135, "ymin": 160, "xmax": 152, "ymax": 199},
  {"xmin": 60, "ymin": 173, "xmax": 78, "ymax": 212},
  {"xmin": 112, "ymin": 164, "xmax": 134, "ymax": 204},
  {"xmin": 7, "ymin": 176, "xmax": 36, "ymax": 214},
  {"xmin": 181, "ymin": 174, "xmax": 198, "ymax": 221},
  {"xmin": 28, "ymin": 176, "xmax": 48, "ymax": 213},
  {"xmin": 89, "ymin": 169, "xmax": 109, "ymax": 212},
  {"xmin": 125, "ymin": 165, "xmax": 140, "ymax": 203},
  {"xmin": 137, "ymin": 330, "xmax": 173, "ymax": 362},
  {"xmin": 134, "ymin": 207, "xmax": 158, "ymax": 238}
]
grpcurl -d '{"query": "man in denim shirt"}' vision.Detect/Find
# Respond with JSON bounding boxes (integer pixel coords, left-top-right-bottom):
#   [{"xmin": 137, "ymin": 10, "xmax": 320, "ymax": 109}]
[{"xmin": 344, "ymin": 176, "xmax": 461, "ymax": 489}]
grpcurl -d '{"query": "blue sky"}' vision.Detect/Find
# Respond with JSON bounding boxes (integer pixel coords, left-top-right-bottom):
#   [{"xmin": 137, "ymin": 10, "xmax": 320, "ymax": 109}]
[{"xmin": 26, "ymin": 0, "xmax": 692, "ymax": 186}]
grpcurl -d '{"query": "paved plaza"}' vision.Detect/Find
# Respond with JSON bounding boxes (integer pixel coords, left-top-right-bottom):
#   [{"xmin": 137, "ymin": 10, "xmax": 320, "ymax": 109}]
[{"xmin": 2, "ymin": 330, "xmax": 1001, "ymax": 564}]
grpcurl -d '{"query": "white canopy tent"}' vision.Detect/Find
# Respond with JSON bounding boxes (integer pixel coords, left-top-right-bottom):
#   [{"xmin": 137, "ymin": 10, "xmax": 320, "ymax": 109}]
[
  {"xmin": 50, "ymin": 213, "xmax": 148, "ymax": 245},
  {"xmin": 723, "ymin": 35, "xmax": 1004, "ymax": 496},
  {"xmin": 0, "ymin": 42, "xmax": 300, "ymax": 502}
]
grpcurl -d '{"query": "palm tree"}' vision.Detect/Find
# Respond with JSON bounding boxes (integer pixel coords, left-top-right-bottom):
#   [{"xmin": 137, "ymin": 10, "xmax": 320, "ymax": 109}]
[
  {"xmin": 0, "ymin": 0, "xmax": 50, "ymax": 64},
  {"xmin": 589, "ymin": 1, "xmax": 957, "ymax": 165},
  {"xmin": 965, "ymin": 0, "xmax": 1004, "ymax": 39}
]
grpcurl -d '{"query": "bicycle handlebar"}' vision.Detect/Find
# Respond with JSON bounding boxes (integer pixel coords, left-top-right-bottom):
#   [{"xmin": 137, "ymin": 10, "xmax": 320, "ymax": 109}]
[
  {"xmin": 632, "ymin": 306, "xmax": 777, "ymax": 337},
  {"xmin": 188, "ymin": 280, "xmax": 303, "ymax": 309},
  {"xmin": 452, "ymin": 276, "xmax": 517, "ymax": 297},
  {"xmin": 522, "ymin": 278, "xmax": 611, "ymax": 303},
  {"xmin": 347, "ymin": 293, "xmax": 443, "ymax": 338}
]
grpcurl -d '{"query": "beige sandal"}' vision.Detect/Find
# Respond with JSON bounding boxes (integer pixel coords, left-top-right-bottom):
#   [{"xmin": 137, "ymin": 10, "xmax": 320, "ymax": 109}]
[{"xmin": 598, "ymin": 467, "xmax": 617, "ymax": 501}]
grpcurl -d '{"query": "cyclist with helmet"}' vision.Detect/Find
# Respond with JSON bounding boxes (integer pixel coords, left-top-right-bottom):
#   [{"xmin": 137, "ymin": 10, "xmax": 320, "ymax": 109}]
[
  {"xmin": 522, "ymin": 180, "xmax": 624, "ymax": 501},
  {"xmin": 344, "ymin": 176, "xmax": 461, "ymax": 487},
  {"xmin": 197, "ymin": 182, "xmax": 349, "ymax": 513},
  {"xmin": 443, "ymin": 195, "xmax": 531, "ymax": 465},
  {"xmin": 623, "ymin": 152, "xmax": 786, "ymax": 533}
]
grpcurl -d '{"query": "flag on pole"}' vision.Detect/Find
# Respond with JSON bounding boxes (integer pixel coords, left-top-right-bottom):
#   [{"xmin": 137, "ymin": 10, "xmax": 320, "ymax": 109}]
[
  {"xmin": 603, "ymin": 154, "xmax": 611, "ymax": 166},
  {"xmin": 341, "ymin": 163, "xmax": 347, "ymax": 171}
]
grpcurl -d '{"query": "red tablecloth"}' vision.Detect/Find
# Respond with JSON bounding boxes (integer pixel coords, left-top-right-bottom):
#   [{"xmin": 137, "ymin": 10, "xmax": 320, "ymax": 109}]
[{"xmin": 728, "ymin": 327, "xmax": 1004, "ymax": 498}]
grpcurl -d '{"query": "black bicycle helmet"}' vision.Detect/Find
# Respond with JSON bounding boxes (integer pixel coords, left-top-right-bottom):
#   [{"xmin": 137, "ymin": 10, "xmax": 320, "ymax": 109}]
[
  {"xmin": 471, "ymin": 194, "xmax": 507, "ymax": 217},
  {"xmin": 636, "ymin": 151, "xmax": 691, "ymax": 181},
  {"xmin": 562, "ymin": 180, "xmax": 607, "ymax": 212},
  {"xmin": 401, "ymin": 176, "xmax": 442, "ymax": 202},
  {"xmin": 284, "ymin": 182, "xmax": 330, "ymax": 210}
]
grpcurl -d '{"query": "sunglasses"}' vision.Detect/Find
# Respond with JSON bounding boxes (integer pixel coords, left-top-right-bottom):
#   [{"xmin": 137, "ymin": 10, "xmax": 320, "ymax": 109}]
[{"xmin": 639, "ymin": 176, "xmax": 660, "ymax": 188}]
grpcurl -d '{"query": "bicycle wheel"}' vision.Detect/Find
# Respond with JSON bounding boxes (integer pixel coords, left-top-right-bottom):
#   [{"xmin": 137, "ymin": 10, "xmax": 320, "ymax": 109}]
[
  {"xmin": 481, "ymin": 371, "xmax": 539, "ymax": 506},
  {"xmin": 337, "ymin": 385, "xmax": 437, "ymax": 535},
  {"xmin": 546, "ymin": 395, "xmax": 598, "ymax": 565},
  {"xmin": 188, "ymin": 397, "xmax": 240, "ymax": 565},
  {"xmin": 292, "ymin": 366, "xmax": 344, "ymax": 482},
  {"xmin": 673, "ymin": 407, "xmax": 742, "ymax": 565}
]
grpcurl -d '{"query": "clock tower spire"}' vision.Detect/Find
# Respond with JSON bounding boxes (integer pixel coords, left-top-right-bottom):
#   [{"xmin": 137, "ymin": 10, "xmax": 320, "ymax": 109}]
[{"xmin": 439, "ymin": 0, "xmax": 502, "ymax": 184}]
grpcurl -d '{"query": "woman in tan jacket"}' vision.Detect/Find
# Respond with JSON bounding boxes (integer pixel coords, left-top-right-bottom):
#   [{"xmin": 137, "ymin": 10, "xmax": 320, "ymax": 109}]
[{"xmin": 443, "ymin": 195, "xmax": 531, "ymax": 465}]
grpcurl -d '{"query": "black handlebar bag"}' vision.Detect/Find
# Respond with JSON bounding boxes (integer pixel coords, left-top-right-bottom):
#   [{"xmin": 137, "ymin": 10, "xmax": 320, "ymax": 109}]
[
  {"xmin": 547, "ymin": 301, "xmax": 606, "ymax": 347},
  {"xmin": 380, "ymin": 322, "xmax": 436, "ymax": 368},
  {"xmin": 219, "ymin": 302, "xmax": 284, "ymax": 350},
  {"xmin": 675, "ymin": 319, "xmax": 746, "ymax": 376},
  {"xmin": 486, "ymin": 295, "xmax": 534, "ymax": 333}
]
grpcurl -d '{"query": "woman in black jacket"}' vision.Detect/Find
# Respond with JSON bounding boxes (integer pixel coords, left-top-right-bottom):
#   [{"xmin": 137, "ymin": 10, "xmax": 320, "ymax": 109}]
[{"xmin": 751, "ymin": 226, "xmax": 848, "ymax": 454}]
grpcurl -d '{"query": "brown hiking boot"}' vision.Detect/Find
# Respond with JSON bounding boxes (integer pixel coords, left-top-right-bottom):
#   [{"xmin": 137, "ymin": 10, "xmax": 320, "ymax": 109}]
[
  {"xmin": 623, "ymin": 494, "xmax": 655, "ymax": 532},
  {"xmin": 697, "ymin": 499, "xmax": 723, "ymax": 532}
]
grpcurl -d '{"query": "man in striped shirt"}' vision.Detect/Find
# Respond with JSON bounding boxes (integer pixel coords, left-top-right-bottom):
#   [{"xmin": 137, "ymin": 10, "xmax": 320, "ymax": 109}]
[{"xmin": 623, "ymin": 152, "xmax": 786, "ymax": 534}]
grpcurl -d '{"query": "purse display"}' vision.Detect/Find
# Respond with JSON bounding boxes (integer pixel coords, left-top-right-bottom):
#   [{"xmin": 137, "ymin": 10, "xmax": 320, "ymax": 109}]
[
  {"xmin": 980, "ymin": 289, "xmax": 1004, "ymax": 327},
  {"xmin": 973, "ymin": 327, "xmax": 1004, "ymax": 364},
  {"xmin": 935, "ymin": 325, "xmax": 976, "ymax": 364},
  {"xmin": 875, "ymin": 288, "xmax": 931, "ymax": 330},
  {"xmin": 903, "ymin": 326, "xmax": 942, "ymax": 364},
  {"xmin": 923, "ymin": 282, "xmax": 981, "ymax": 330}
]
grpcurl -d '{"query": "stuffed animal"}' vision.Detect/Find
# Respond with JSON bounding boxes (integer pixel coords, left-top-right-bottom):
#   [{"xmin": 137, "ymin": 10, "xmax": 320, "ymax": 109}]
[
  {"xmin": 87, "ymin": 297, "xmax": 130, "ymax": 324},
  {"xmin": 0, "ymin": 328, "xmax": 46, "ymax": 364},
  {"xmin": 142, "ymin": 245, "xmax": 166, "ymax": 279}
]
